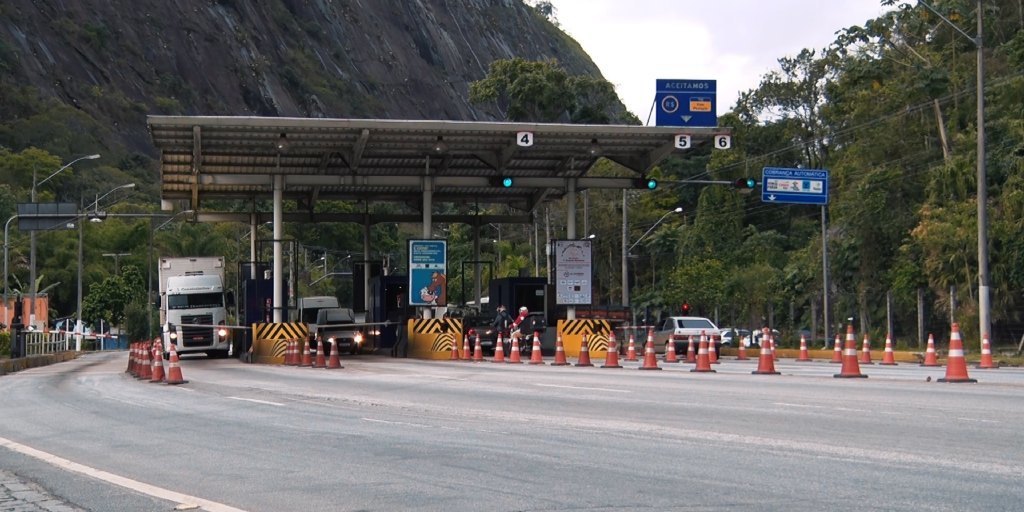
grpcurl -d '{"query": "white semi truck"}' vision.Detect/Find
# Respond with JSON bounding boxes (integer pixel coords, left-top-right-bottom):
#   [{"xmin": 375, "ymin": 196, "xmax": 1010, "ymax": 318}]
[{"xmin": 159, "ymin": 256, "xmax": 232, "ymax": 358}]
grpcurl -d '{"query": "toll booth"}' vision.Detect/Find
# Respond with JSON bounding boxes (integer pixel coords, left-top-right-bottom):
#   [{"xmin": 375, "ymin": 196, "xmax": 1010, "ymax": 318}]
[
  {"xmin": 489, "ymin": 277, "xmax": 547, "ymax": 316},
  {"xmin": 367, "ymin": 274, "xmax": 407, "ymax": 352},
  {"xmin": 238, "ymin": 261, "xmax": 273, "ymax": 355},
  {"xmin": 353, "ymin": 260, "xmax": 383, "ymax": 314}
]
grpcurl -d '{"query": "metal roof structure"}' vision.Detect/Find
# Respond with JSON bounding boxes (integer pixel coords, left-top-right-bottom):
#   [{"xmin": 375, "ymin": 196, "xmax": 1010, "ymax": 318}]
[{"xmin": 147, "ymin": 116, "xmax": 728, "ymax": 223}]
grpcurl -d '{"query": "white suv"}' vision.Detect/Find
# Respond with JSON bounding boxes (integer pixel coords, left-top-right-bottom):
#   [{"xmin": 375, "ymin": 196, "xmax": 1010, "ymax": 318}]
[{"xmin": 651, "ymin": 316, "xmax": 722, "ymax": 354}]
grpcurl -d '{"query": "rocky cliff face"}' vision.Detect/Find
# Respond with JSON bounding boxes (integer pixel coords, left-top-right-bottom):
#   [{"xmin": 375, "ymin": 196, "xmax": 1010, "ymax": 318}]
[{"xmin": 0, "ymin": 0, "xmax": 608, "ymax": 153}]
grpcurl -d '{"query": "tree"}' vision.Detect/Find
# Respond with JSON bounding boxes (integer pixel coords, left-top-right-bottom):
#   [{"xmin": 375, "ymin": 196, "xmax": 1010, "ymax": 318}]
[{"xmin": 81, "ymin": 264, "xmax": 144, "ymax": 330}]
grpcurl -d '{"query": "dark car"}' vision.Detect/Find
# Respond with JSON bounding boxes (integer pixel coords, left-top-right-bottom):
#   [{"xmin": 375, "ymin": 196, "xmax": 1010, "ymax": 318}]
[
  {"xmin": 461, "ymin": 314, "xmax": 499, "ymax": 356},
  {"xmin": 315, "ymin": 308, "xmax": 366, "ymax": 355}
]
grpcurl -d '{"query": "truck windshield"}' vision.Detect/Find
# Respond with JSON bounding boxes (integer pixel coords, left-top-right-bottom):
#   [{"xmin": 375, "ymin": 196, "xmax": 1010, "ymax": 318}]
[{"xmin": 167, "ymin": 292, "xmax": 223, "ymax": 309}]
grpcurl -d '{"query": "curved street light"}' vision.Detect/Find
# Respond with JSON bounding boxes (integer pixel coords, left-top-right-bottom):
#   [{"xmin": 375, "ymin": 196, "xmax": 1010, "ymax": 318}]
[{"xmin": 622, "ymin": 206, "xmax": 683, "ymax": 309}]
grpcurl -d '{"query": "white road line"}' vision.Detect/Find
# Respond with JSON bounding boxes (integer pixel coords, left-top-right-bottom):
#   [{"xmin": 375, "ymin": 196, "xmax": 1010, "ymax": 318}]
[
  {"xmin": 227, "ymin": 396, "xmax": 285, "ymax": 407},
  {"xmin": 361, "ymin": 418, "xmax": 431, "ymax": 428},
  {"xmin": 534, "ymin": 383, "xmax": 630, "ymax": 393},
  {"xmin": 0, "ymin": 436, "xmax": 249, "ymax": 512}
]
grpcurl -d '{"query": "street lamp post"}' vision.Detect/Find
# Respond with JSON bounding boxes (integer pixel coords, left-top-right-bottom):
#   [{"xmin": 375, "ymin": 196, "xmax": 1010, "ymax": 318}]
[
  {"xmin": 29, "ymin": 154, "xmax": 100, "ymax": 330},
  {"xmin": 622, "ymin": 206, "xmax": 683, "ymax": 309},
  {"xmin": 75, "ymin": 182, "xmax": 135, "ymax": 350},
  {"xmin": 919, "ymin": 0, "xmax": 989, "ymax": 342},
  {"xmin": 101, "ymin": 253, "xmax": 131, "ymax": 275}
]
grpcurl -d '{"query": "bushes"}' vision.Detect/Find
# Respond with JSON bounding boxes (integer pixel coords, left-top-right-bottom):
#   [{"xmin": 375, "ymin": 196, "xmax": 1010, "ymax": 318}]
[{"xmin": 0, "ymin": 330, "xmax": 9, "ymax": 357}]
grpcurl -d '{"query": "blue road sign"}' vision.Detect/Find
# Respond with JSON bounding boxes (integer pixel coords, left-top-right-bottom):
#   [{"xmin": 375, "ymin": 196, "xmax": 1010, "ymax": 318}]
[
  {"xmin": 761, "ymin": 167, "xmax": 829, "ymax": 205},
  {"xmin": 408, "ymin": 239, "xmax": 448, "ymax": 307},
  {"xmin": 655, "ymin": 79, "xmax": 717, "ymax": 127}
]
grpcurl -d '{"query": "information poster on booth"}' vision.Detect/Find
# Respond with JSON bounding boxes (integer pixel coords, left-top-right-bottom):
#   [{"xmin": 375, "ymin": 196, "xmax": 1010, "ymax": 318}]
[
  {"xmin": 553, "ymin": 239, "xmax": 593, "ymax": 305},
  {"xmin": 408, "ymin": 239, "xmax": 448, "ymax": 307}
]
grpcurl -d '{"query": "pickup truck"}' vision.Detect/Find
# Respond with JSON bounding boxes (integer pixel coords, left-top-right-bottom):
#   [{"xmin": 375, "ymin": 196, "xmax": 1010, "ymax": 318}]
[
  {"xmin": 650, "ymin": 316, "xmax": 722, "ymax": 355},
  {"xmin": 314, "ymin": 308, "xmax": 366, "ymax": 355}
]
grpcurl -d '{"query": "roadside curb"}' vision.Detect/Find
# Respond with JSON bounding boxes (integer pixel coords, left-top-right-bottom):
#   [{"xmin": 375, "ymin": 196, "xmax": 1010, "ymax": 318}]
[{"xmin": 0, "ymin": 352, "xmax": 79, "ymax": 376}]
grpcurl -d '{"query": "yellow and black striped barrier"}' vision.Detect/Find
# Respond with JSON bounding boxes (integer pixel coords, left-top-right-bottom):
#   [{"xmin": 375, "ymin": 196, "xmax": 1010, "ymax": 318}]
[
  {"xmin": 251, "ymin": 322, "xmax": 307, "ymax": 364},
  {"xmin": 557, "ymin": 319, "xmax": 612, "ymax": 358},
  {"xmin": 408, "ymin": 318, "xmax": 463, "ymax": 359}
]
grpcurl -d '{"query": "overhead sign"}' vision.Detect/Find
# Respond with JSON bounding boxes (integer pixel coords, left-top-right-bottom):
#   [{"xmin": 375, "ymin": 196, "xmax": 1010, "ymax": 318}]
[
  {"xmin": 553, "ymin": 239, "xmax": 593, "ymax": 306},
  {"xmin": 761, "ymin": 167, "xmax": 829, "ymax": 205},
  {"xmin": 655, "ymin": 79, "xmax": 717, "ymax": 127},
  {"xmin": 17, "ymin": 202, "xmax": 78, "ymax": 231},
  {"xmin": 408, "ymin": 239, "xmax": 447, "ymax": 307}
]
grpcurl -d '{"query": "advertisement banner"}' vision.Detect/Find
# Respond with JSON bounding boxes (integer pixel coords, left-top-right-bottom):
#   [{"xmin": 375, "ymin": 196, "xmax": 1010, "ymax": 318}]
[
  {"xmin": 408, "ymin": 239, "xmax": 447, "ymax": 307},
  {"xmin": 553, "ymin": 239, "xmax": 593, "ymax": 305}
]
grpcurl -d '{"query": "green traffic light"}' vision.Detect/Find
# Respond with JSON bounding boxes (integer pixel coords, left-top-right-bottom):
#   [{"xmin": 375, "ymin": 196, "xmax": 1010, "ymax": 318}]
[
  {"xmin": 501, "ymin": 177, "xmax": 513, "ymax": 187},
  {"xmin": 646, "ymin": 179, "xmax": 658, "ymax": 190}
]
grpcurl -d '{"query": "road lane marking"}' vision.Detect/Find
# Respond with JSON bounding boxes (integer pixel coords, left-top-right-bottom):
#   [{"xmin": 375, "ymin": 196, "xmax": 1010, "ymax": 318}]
[
  {"xmin": 227, "ymin": 396, "xmax": 285, "ymax": 406},
  {"xmin": 0, "ymin": 436, "xmax": 249, "ymax": 512},
  {"xmin": 361, "ymin": 418, "xmax": 431, "ymax": 428},
  {"xmin": 534, "ymin": 383, "xmax": 630, "ymax": 393}
]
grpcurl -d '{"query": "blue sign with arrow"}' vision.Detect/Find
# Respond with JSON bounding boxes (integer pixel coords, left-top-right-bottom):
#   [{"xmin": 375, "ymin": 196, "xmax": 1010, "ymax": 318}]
[
  {"xmin": 655, "ymin": 79, "xmax": 717, "ymax": 127},
  {"xmin": 761, "ymin": 167, "xmax": 829, "ymax": 205}
]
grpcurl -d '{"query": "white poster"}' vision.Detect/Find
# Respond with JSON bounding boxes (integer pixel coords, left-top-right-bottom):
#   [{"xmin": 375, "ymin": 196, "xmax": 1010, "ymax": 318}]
[{"xmin": 553, "ymin": 239, "xmax": 593, "ymax": 305}]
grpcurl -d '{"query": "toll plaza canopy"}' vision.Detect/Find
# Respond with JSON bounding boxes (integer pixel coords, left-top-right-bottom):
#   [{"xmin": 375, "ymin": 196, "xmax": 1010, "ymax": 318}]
[{"xmin": 147, "ymin": 116, "xmax": 729, "ymax": 321}]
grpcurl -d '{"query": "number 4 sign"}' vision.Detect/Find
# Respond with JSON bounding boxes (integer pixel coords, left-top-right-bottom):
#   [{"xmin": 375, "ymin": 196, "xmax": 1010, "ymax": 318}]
[
  {"xmin": 714, "ymin": 134, "xmax": 732, "ymax": 149},
  {"xmin": 516, "ymin": 131, "xmax": 534, "ymax": 147}
]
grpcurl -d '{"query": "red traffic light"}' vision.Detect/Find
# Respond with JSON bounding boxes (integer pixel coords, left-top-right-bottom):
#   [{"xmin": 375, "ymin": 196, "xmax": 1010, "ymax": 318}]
[{"xmin": 681, "ymin": 303, "xmax": 691, "ymax": 315}]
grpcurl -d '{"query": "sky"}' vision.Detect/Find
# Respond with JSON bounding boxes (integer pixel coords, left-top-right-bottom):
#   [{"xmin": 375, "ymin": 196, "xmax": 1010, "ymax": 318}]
[{"xmin": 549, "ymin": 0, "xmax": 897, "ymax": 123}]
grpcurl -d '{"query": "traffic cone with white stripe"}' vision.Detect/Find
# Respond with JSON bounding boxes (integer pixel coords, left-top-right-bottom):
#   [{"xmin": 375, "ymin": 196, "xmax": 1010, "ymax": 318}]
[
  {"xmin": 796, "ymin": 334, "xmax": 811, "ymax": 362},
  {"xmin": 462, "ymin": 333, "xmax": 472, "ymax": 361},
  {"xmin": 691, "ymin": 331, "xmax": 716, "ymax": 373},
  {"xmin": 300, "ymin": 338, "xmax": 313, "ymax": 367},
  {"xmin": 551, "ymin": 333, "xmax": 570, "ymax": 366},
  {"xmin": 472, "ymin": 332, "xmax": 484, "ymax": 362},
  {"xmin": 880, "ymin": 333, "xmax": 898, "ymax": 365},
  {"xmin": 977, "ymin": 333, "xmax": 998, "ymax": 369},
  {"xmin": 834, "ymin": 324, "xmax": 867, "ymax": 378},
  {"xmin": 831, "ymin": 334, "xmax": 843, "ymax": 363},
  {"xmin": 736, "ymin": 337, "xmax": 749, "ymax": 360},
  {"xmin": 575, "ymin": 334, "xmax": 594, "ymax": 367},
  {"xmin": 752, "ymin": 328, "xmax": 780, "ymax": 375},
  {"xmin": 529, "ymin": 331, "xmax": 545, "ymax": 365},
  {"xmin": 508, "ymin": 334, "xmax": 523, "ymax": 364},
  {"xmin": 450, "ymin": 335, "xmax": 462, "ymax": 361},
  {"xmin": 137, "ymin": 341, "xmax": 152, "ymax": 380},
  {"xmin": 284, "ymin": 338, "xmax": 296, "ymax": 365},
  {"xmin": 625, "ymin": 333, "xmax": 638, "ymax": 361},
  {"xmin": 921, "ymin": 333, "xmax": 940, "ymax": 367},
  {"xmin": 165, "ymin": 341, "xmax": 189, "ymax": 385},
  {"xmin": 859, "ymin": 334, "xmax": 874, "ymax": 365},
  {"xmin": 709, "ymin": 334, "xmax": 720, "ymax": 364},
  {"xmin": 685, "ymin": 335, "xmax": 697, "ymax": 363},
  {"xmin": 492, "ymin": 332, "xmax": 506, "ymax": 363},
  {"xmin": 601, "ymin": 331, "xmax": 622, "ymax": 368},
  {"xmin": 150, "ymin": 339, "xmax": 165, "ymax": 383},
  {"xmin": 938, "ymin": 323, "xmax": 976, "ymax": 383},
  {"xmin": 313, "ymin": 338, "xmax": 327, "ymax": 368},
  {"xmin": 664, "ymin": 337, "xmax": 679, "ymax": 363},
  {"xmin": 127, "ymin": 342, "xmax": 136, "ymax": 376},
  {"xmin": 327, "ymin": 339, "xmax": 342, "ymax": 369},
  {"xmin": 638, "ymin": 327, "xmax": 662, "ymax": 370}
]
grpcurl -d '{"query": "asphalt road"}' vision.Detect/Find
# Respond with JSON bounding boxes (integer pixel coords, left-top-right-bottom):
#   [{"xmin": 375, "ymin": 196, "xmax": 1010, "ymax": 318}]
[{"xmin": 1, "ymin": 352, "xmax": 1022, "ymax": 511}]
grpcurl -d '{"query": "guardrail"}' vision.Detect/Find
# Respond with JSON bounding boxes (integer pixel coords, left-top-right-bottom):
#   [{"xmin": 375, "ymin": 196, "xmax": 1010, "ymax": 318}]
[{"xmin": 23, "ymin": 331, "xmax": 71, "ymax": 355}]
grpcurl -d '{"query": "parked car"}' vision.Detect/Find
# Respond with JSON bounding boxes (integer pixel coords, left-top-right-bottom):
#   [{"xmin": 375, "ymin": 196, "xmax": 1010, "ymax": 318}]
[
  {"xmin": 651, "ymin": 316, "xmax": 721, "ymax": 354},
  {"xmin": 719, "ymin": 327, "xmax": 751, "ymax": 347},
  {"xmin": 461, "ymin": 314, "xmax": 499, "ymax": 356}
]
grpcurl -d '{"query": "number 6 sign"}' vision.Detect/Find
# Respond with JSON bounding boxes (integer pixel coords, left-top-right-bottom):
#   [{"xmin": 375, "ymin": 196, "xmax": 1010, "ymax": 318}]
[{"xmin": 714, "ymin": 134, "xmax": 732, "ymax": 149}]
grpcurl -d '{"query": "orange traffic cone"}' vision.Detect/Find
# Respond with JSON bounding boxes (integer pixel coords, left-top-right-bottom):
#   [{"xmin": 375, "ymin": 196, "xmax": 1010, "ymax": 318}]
[
  {"xmin": 137, "ymin": 341, "xmax": 152, "ymax": 380},
  {"xmin": 462, "ymin": 333, "xmax": 472, "ymax": 361},
  {"xmin": 664, "ymin": 337, "xmax": 679, "ymax": 363},
  {"xmin": 575, "ymin": 334, "xmax": 594, "ymax": 367},
  {"xmin": 508, "ymin": 334, "xmax": 523, "ymax": 364},
  {"xmin": 685, "ymin": 335, "xmax": 697, "ymax": 363},
  {"xmin": 472, "ymin": 333, "xmax": 484, "ymax": 362},
  {"xmin": 752, "ymin": 328, "xmax": 780, "ymax": 375},
  {"xmin": 602, "ymin": 332, "xmax": 622, "ymax": 368},
  {"xmin": 880, "ymin": 333, "xmax": 898, "ymax": 365},
  {"xmin": 977, "ymin": 333, "xmax": 998, "ymax": 369},
  {"xmin": 709, "ymin": 334, "xmax": 720, "ymax": 364},
  {"xmin": 165, "ymin": 341, "xmax": 189, "ymax": 385},
  {"xmin": 529, "ymin": 331, "xmax": 545, "ymax": 365},
  {"xmin": 314, "ymin": 338, "xmax": 327, "ymax": 368},
  {"xmin": 736, "ymin": 338, "xmax": 749, "ymax": 360},
  {"xmin": 938, "ymin": 323, "xmax": 976, "ymax": 383},
  {"xmin": 638, "ymin": 328, "xmax": 662, "ymax": 370},
  {"xmin": 300, "ymin": 338, "xmax": 313, "ymax": 367},
  {"xmin": 831, "ymin": 334, "xmax": 843, "ymax": 363},
  {"xmin": 859, "ymin": 334, "xmax": 874, "ymax": 365},
  {"xmin": 327, "ymin": 339, "xmax": 342, "ymax": 369},
  {"xmin": 283, "ymin": 338, "xmax": 294, "ymax": 365},
  {"xmin": 834, "ymin": 325, "xmax": 867, "ymax": 378},
  {"xmin": 127, "ymin": 342, "xmax": 136, "ymax": 376},
  {"xmin": 150, "ymin": 340, "xmax": 165, "ymax": 383},
  {"xmin": 691, "ymin": 332, "xmax": 716, "ymax": 373},
  {"xmin": 625, "ymin": 333, "xmax": 638, "ymax": 361},
  {"xmin": 450, "ymin": 335, "xmax": 462, "ymax": 361},
  {"xmin": 492, "ymin": 332, "xmax": 506, "ymax": 363},
  {"xmin": 921, "ymin": 333, "xmax": 940, "ymax": 367},
  {"xmin": 551, "ymin": 334, "xmax": 570, "ymax": 366},
  {"xmin": 796, "ymin": 334, "xmax": 811, "ymax": 362}
]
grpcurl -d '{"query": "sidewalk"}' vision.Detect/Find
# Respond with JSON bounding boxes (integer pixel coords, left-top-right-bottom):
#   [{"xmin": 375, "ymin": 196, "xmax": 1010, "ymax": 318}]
[{"xmin": 0, "ymin": 470, "xmax": 84, "ymax": 512}]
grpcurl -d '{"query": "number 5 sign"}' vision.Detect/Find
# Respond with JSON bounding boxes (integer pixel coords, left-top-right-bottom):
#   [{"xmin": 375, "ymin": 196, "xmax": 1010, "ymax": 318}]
[
  {"xmin": 674, "ymin": 134, "xmax": 691, "ymax": 149},
  {"xmin": 714, "ymin": 134, "xmax": 732, "ymax": 149}
]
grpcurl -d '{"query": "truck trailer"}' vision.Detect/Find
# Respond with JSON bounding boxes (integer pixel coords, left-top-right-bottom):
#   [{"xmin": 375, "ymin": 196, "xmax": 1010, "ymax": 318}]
[{"xmin": 159, "ymin": 256, "xmax": 232, "ymax": 358}]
